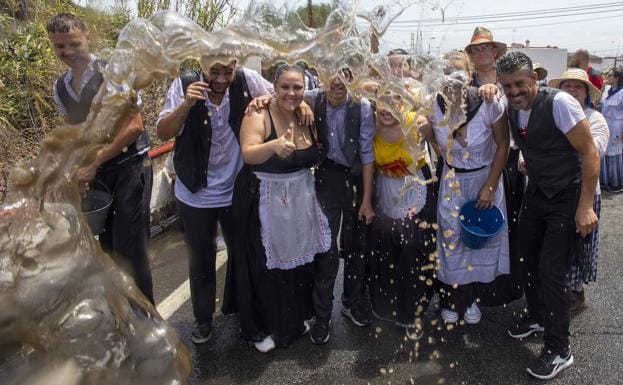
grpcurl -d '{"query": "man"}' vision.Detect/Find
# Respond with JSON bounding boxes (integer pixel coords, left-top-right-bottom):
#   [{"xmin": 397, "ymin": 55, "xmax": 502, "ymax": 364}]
[
  {"xmin": 305, "ymin": 70, "xmax": 375, "ymax": 344},
  {"xmin": 465, "ymin": 26, "xmax": 507, "ymax": 87},
  {"xmin": 156, "ymin": 60, "xmax": 274, "ymax": 344},
  {"xmin": 47, "ymin": 13, "xmax": 154, "ymax": 304},
  {"xmin": 574, "ymin": 48, "xmax": 604, "ymax": 90},
  {"xmin": 498, "ymin": 51, "xmax": 599, "ymax": 380}
]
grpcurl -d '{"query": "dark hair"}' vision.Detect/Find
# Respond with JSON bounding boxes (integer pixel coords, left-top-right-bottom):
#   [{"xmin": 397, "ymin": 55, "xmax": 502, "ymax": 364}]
[
  {"xmin": 46, "ymin": 13, "xmax": 87, "ymax": 34},
  {"xmin": 611, "ymin": 67, "xmax": 623, "ymax": 87},
  {"xmin": 273, "ymin": 63, "xmax": 305, "ymax": 83},
  {"xmin": 496, "ymin": 51, "xmax": 533, "ymax": 77},
  {"xmin": 388, "ymin": 48, "xmax": 409, "ymax": 56},
  {"xmin": 340, "ymin": 67, "xmax": 353, "ymax": 82}
]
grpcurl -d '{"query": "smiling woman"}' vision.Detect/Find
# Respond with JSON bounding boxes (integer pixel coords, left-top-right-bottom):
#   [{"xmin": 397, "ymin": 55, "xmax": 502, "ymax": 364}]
[{"xmin": 231, "ymin": 64, "xmax": 330, "ymax": 353}]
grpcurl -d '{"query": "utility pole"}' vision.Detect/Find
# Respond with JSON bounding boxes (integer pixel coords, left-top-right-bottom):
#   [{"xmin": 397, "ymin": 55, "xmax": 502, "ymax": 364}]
[
  {"xmin": 307, "ymin": 0, "xmax": 313, "ymax": 28},
  {"xmin": 410, "ymin": 32, "xmax": 415, "ymax": 55}
]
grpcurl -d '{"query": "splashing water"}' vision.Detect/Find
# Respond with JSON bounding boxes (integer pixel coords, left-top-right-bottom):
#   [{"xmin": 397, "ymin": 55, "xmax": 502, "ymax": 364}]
[{"xmin": 0, "ymin": 1, "xmax": 469, "ymax": 384}]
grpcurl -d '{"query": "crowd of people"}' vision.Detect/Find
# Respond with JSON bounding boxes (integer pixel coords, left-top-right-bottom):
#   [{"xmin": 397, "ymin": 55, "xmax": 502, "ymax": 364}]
[{"xmin": 45, "ymin": 12, "xmax": 623, "ymax": 381}]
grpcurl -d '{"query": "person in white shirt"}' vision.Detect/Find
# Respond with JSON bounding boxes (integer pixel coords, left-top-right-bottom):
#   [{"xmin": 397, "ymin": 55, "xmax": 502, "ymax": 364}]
[
  {"xmin": 499, "ymin": 51, "xmax": 599, "ymax": 380},
  {"xmin": 549, "ymin": 68, "xmax": 609, "ymax": 313}
]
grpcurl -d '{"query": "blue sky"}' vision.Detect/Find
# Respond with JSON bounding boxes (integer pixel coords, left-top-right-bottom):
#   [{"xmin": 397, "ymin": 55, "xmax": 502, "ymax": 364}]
[{"xmin": 93, "ymin": 0, "xmax": 622, "ymax": 57}]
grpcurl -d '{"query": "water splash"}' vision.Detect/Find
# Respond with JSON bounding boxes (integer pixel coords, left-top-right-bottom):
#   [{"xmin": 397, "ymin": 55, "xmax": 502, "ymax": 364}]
[{"xmin": 0, "ymin": 1, "xmax": 470, "ymax": 384}]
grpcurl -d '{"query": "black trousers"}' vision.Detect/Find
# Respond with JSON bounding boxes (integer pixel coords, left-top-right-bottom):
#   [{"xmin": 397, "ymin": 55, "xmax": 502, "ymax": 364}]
[
  {"xmin": 520, "ymin": 183, "xmax": 579, "ymax": 354},
  {"xmin": 313, "ymin": 160, "xmax": 367, "ymax": 321},
  {"xmin": 176, "ymin": 200, "xmax": 236, "ymax": 327},
  {"xmin": 142, "ymin": 156, "xmax": 153, "ymax": 237},
  {"xmin": 96, "ymin": 155, "xmax": 154, "ymax": 304}
]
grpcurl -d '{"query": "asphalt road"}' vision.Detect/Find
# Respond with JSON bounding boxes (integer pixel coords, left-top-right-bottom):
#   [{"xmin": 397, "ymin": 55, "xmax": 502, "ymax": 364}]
[{"xmin": 149, "ymin": 192, "xmax": 623, "ymax": 385}]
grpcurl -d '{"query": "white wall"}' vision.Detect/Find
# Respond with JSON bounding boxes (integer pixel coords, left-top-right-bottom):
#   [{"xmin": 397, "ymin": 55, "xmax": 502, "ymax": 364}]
[{"xmin": 509, "ymin": 47, "xmax": 568, "ymax": 82}]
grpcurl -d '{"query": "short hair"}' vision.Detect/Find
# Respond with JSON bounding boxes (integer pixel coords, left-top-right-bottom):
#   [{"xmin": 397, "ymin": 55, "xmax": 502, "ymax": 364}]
[
  {"xmin": 46, "ymin": 13, "xmax": 87, "ymax": 34},
  {"xmin": 575, "ymin": 48, "xmax": 590, "ymax": 61},
  {"xmin": 388, "ymin": 48, "xmax": 409, "ymax": 56},
  {"xmin": 496, "ymin": 51, "xmax": 533, "ymax": 77},
  {"xmin": 273, "ymin": 63, "xmax": 305, "ymax": 83}
]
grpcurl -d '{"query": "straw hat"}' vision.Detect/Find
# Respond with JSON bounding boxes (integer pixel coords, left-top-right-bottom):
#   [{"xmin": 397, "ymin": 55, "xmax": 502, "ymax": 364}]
[
  {"xmin": 548, "ymin": 68, "xmax": 602, "ymax": 104},
  {"xmin": 465, "ymin": 27, "xmax": 507, "ymax": 58},
  {"xmin": 533, "ymin": 63, "xmax": 548, "ymax": 81}
]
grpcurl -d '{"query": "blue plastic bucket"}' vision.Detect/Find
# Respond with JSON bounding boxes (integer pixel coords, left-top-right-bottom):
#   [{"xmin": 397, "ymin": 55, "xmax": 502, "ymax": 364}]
[
  {"xmin": 459, "ymin": 200, "xmax": 505, "ymax": 249},
  {"xmin": 81, "ymin": 180, "xmax": 112, "ymax": 235}
]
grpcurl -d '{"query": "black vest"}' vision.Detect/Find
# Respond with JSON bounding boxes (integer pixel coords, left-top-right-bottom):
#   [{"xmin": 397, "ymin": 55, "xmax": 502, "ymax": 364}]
[
  {"xmin": 314, "ymin": 92, "xmax": 362, "ymax": 175},
  {"xmin": 436, "ymin": 86, "xmax": 483, "ymax": 130},
  {"xmin": 56, "ymin": 60, "xmax": 105, "ymax": 125},
  {"xmin": 173, "ymin": 68, "xmax": 251, "ymax": 193},
  {"xmin": 508, "ymin": 87, "xmax": 581, "ymax": 198},
  {"xmin": 56, "ymin": 59, "xmax": 149, "ymax": 167}
]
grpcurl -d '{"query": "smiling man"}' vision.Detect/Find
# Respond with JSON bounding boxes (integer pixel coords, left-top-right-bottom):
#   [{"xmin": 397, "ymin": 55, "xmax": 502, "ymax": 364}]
[
  {"xmin": 498, "ymin": 51, "xmax": 599, "ymax": 380},
  {"xmin": 157, "ymin": 60, "xmax": 274, "ymax": 344},
  {"xmin": 304, "ymin": 70, "xmax": 375, "ymax": 344}
]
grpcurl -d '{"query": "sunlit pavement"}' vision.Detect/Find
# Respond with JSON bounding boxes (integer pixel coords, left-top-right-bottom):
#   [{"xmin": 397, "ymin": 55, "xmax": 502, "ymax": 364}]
[{"xmin": 149, "ymin": 191, "xmax": 623, "ymax": 385}]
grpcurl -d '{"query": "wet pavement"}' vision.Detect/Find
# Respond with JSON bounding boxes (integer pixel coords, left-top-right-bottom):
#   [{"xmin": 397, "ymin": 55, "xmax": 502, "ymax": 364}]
[{"xmin": 149, "ymin": 192, "xmax": 623, "ymax": 385}]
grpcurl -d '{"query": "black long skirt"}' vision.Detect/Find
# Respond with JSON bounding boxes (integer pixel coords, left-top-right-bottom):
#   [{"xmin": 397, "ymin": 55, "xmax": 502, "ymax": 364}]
[
  {"xmin": 226, "ymin": 167, "xmax": 315, "ymax": 346},
  {"xmin": 367, "ymin": 167, "xmax": 437, "ymax": 327}
]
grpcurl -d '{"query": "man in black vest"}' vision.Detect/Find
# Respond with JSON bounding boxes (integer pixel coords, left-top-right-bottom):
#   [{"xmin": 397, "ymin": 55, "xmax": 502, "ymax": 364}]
[
  {"xmin": 498, "ymin": 51, "xmax": 599, "ymax": 380},
  {"xmin": 305, "ymin": 71, "xmax": 375, "ymax": 344},
  {"xmin": 156, "ymin": 60, "xmax": 273, "ymax": 344},
  {"xmin": 47, "ymin": 13, "xmax": 154, "ymax": 304}
]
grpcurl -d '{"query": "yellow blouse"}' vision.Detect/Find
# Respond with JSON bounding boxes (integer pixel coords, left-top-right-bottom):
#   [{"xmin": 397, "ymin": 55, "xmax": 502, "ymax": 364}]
[
  {"xmin": 373, "ymin": 110, "xmax": 427, "ymax": 177},
  {"xmin": 373, "ymin": 135, "xmax": 414, "ymax": 177}
]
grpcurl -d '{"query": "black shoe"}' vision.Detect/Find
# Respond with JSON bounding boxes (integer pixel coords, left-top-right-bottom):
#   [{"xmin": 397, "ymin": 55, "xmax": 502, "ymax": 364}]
[
  {"xmin": 526, "ymin": 349, "xmax": 574, "ymax": 380},
  {"xmin": 341, "ymin": 305, "xmax": 372, "ymax": 327},
  {"xmin": 191, "ymin": 323, "xmax": 213, "ymax": 344},
  {"xmin": 508, "ymin": 316, "xmax": 544, "ymax": 339},
  {"xmin": 310, "ymin": 319, "xmax": 331, "ymax": 344}
]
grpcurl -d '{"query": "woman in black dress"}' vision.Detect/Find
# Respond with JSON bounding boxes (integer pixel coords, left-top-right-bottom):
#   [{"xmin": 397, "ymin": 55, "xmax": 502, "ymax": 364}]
[{"xmin": 230, "ymin": 64, "xmax": 330, "ymax": 352}]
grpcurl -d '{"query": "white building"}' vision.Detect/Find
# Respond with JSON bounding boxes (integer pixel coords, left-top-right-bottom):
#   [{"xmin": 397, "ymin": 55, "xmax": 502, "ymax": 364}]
[{"xmin": 509, "ymin": 46, "xmax": 568, "ymax": 81}]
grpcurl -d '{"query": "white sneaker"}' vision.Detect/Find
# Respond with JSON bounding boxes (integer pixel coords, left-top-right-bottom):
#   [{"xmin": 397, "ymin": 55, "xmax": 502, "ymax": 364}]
[
  {"xmin": 441, "ymin": 308, "xmax": 459, "ymax": 323},
  {"xmin": 254, "ymin": 335, "xmax": 275, "ymax": 353},
  {"xmin": 464, "ymin": 302, "xmax": 481, "ymax": 325},
  {"xmin": 302, "ymin": 317, "xmax": 315, "ymax": 335}
]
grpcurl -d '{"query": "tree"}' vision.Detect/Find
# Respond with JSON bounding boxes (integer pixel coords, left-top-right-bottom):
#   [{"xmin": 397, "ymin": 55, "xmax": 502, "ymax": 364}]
[{"xmin": 296, "ymin": 2, "xmax": 333, "ymax": 28}]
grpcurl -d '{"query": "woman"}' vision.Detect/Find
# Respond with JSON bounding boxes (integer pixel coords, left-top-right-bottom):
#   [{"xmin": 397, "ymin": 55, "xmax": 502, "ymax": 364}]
[
  {"xmin": 231, "ymin": 64, "xmax": 330, "ymax": 352},
  {"xmin": 421, "ymin": 51, "xmax": 510, "ymax": 324},
  {"xmin": 549, "ymin": 68, "xmax": 609, "ymax": 312},
  {"xmin": 367, "ymin": 98, "xmax": 437, "ymax": 339},
  {"xmin": 600, "ymin": 68, "xmax": 623, "ymax": 192}
]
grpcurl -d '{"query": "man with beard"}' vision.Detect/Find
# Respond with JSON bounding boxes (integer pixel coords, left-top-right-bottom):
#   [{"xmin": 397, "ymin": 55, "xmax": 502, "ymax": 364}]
[
  {"xmin": 157, "ymin": 60, "xmax": 273, "ymax": 344},
  {"xmin": 305, "ymin": 70, "xmax": 375, "ymax": 344},
  {"xmin": 498, "ymin": 51, "xmax": 599, "ymax": 380}
]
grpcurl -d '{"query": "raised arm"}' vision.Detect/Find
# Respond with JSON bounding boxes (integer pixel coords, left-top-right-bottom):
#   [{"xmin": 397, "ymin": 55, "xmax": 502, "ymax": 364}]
[
  {"xmin": 156, "ymin": 78, "xmax": 210, "ymax": 141},
  {"xmin": 240, "ymin": 109, "xmax": 295, "ymax": 164}
]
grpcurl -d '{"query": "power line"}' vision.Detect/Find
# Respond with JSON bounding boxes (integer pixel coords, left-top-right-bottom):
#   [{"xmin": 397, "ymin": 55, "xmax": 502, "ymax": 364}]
[
  {"xmin": 393, "ymin": 7, "xmax": 623, "ymax": 27},
  {"xmin": 386, "ymin": 12, "xmax": 623, "ymax": 33},
  {"xmin": 393, "ymin": 2, "xmax": 623, "ymax": 23}
]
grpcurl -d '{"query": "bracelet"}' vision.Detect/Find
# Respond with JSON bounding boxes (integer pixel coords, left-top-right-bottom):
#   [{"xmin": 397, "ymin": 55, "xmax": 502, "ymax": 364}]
[{"xmin": 488, "ymin": 186, "xmax": 494, "ymax": 192}]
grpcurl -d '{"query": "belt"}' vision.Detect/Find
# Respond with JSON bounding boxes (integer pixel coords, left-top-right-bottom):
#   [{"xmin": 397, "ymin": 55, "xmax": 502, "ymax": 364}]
[
  {"xmin": 445, "ymin": 161, "xmax": 486, "ymax": 174},
  {"xmin": 320, "ymin": 158, "xmax": 352, "ymax": 172}
]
